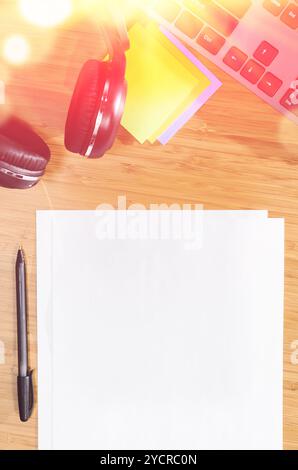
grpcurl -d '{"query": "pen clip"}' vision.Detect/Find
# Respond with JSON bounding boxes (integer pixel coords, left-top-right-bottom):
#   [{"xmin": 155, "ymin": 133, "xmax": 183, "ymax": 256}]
[{"xmin": 17, "ymin": 370, "xmax": 34, "ymax": 422}]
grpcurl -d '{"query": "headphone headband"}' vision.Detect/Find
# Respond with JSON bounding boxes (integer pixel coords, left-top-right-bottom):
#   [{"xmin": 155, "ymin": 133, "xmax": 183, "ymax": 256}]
[
  {"xmin": 101, "ymin": 4, "xmax": 130, "ymax": 60},
  {"xmin": 64, "ymin": 2, "xmax": 129, "ymax": 160}
]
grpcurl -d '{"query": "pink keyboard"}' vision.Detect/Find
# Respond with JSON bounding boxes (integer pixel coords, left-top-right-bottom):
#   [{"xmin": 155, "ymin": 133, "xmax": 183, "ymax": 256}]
[{"xmin": 146, "ymin": 0, "xmax": 298, "ymax": 124}]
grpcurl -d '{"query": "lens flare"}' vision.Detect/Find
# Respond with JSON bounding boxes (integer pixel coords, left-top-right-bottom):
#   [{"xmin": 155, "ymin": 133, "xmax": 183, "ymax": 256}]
[
  {"xmin": 3, "ymin": 34, "xmax": 30, "ymax": 65},
  {"xmin": 19, "ymin": 0, "xmax": 73, "ymax": 28}
]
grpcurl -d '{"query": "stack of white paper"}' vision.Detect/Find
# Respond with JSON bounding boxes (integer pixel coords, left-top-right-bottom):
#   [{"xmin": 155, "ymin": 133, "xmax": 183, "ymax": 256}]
[{"xmin": 37, "ymin": 211, "xmax": 284, "ymax": 450}]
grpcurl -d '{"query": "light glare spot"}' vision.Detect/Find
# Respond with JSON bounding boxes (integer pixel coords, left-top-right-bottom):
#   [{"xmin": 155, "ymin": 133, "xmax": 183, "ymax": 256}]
[
  {"xmin": 3, "ymin": 35, "xmax": 30, "ymax": 65},
  {"xmin": 20, "ymin": 0, "xmax": 73, "ymax": 28}
]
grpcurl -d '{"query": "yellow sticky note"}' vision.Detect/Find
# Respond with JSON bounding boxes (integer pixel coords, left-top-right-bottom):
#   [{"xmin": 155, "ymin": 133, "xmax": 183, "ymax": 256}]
[
  {"xmin": 121, "ymin": 23, "xmax": 210, "ymax": 144},
  {"xmin": 146, "ymin": 24, "xmax": 211, "ymax": 143},
  {"xmin": 147, "ymin": 86, "xmax": 200, "ymax": 143}
]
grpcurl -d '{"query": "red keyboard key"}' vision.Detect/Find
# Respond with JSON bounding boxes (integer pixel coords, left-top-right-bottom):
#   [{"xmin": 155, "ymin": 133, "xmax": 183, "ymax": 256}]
[
  {"xmin": 183, "ymin": 0, "xmax": 239, "ymax": 36},
  {"xmin": 253, "ymin": 41, "xmax": 279, "ymax": 66},
  {"xmin": 258, "ymin": 72, "xmax": 283, "ymax": 97},
  {"xmin": 240, "ymin": 60, "xmax": 265, "ymax": 84},
  {"xmin": 263, "ymin": 0, "xmax": 288, "ymax": 16},
  {"xmin": 215, "ymin": 0, "xmax": 252, "ymax": 19},
  {"xmin": 223, "ymin": 46, "xmax": 248, "ymax": 71},
  {"xmin": 197, "ymin": 27, "xmax": 226, "ymax": 55},
  {"xmin": 175, "ymin": 10, "xmax": 204, "ymax": 38},
  {"xmin": 280, "ymin": 3, "xmax": 298, "ymax": 29},
  {"xmin": 280, "ymin": 83, "xmax": 298, "ymax": 117}
]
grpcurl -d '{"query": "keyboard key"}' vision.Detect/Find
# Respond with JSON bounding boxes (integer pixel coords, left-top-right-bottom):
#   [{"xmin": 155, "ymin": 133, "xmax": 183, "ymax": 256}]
[
  {"xmin": 183, "ymin": 0, "xmax": 239, "ymax": 36},
  {"xmin": 258, "ymin": 72, "xmax": 283, "ymax": 96},
  {"xmin": 253, "ymin": 41, "xmax": 279, "ymax": 66},
  {"xmin": 263, "ymin": 0, "xmax": 288, "ymax": 16},
  {"xmin": 215, "ymin": 0, "xmax": 252, "ymax": 19},
  {"xmin": 280, "ymin": 3, "xmax": 298, "ymax": 29},
  {"xmin": 223, "ymin": 46, "xmax": 248, "ymax": 71},
  {"xmin": 280, "ymin": 84, "xmax": 298, "ymax": 117},
  {"xmin": 155, "ymin": 0, "xmax": 181, "ymax": 23},
  {"xmin": 240, "ymin": 59, "xmax": 265, "ymax": 84},
  {"xmin": 175, "ymin": 10, "xmax": 204, "ymax": 38},
  {"xmin": 197, "ymin": 27, "xmax": 226, "ymax": 55}
]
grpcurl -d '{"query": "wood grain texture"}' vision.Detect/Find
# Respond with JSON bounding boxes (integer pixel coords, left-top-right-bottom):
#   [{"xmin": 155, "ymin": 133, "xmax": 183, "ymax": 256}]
[{"xmin": 0, "ymin": 3, "xmax": 298, "ymax": 450}]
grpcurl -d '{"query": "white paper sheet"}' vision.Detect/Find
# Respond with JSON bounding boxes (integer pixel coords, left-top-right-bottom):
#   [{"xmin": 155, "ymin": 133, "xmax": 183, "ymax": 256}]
[{"xmin": 37, "ymin": 211, "xmax": 283, "ymax": 450}]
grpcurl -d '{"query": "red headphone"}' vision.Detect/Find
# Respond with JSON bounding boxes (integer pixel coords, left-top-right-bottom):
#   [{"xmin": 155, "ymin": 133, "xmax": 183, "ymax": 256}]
[
  {"xmin": 0, "ymin": 11, "xmax": 129, "ymax": 190},
  {"xmin": 64, "ymin": 14, "xmax": 130, "ymax": 158}
]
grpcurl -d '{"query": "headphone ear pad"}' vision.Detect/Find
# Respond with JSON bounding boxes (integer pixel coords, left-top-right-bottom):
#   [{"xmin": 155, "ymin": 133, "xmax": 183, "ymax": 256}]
[
  {"xmin": 0, "ymin": 117, "xmax": 50, "ymax": 171},
  {"xmin": 64, "ymin": 60, "xmax": 108, "ymax": 155},
  {"xmin": 0, "ymin": 117, "xmax": 50, "ymax": 189}
]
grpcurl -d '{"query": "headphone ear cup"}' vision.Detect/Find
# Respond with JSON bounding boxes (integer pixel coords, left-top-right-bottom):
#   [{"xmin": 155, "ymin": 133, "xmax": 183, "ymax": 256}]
[
  {"xmin": 0, "ymin": 117, "xmax": 50, "ymax": 190},
  {"xmin": 64, "ymin": 60, "xmax": 108, "ymax": 156},
  {"xmin": 89, "ymin": 78, "xmax": 127, "ymax": 158}
]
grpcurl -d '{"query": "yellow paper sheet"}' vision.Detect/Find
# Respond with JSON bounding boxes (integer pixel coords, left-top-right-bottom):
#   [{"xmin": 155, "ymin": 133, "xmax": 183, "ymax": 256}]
[
  {"xmin": 121, "ymin": 23, "xmax": 211, "ymax": 144},
  {"xmin": 146, "ymin": 24, "xmax": 211, "ymax": 143},
  {"xmin": 147, "ymin": 86, "xmax": 203, "ymax": 143}
]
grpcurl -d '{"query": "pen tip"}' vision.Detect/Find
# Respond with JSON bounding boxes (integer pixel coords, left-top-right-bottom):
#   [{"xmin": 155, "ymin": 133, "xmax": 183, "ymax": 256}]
[{"xmin": 17, "ymin": 247, "xmax": 24, "ymax": 262}]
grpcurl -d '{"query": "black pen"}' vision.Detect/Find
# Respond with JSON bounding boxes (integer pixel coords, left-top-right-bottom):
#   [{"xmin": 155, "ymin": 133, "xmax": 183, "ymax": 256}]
[{"xmin": 16, "ymin": 247, "xmax": 34, "ymax": 422}]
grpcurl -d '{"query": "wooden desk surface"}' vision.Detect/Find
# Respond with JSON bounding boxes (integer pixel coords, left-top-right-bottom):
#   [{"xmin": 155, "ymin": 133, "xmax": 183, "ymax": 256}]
[{"xmin": 0, "ymin": 6, "xmax": 298, "ymax": 450}]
